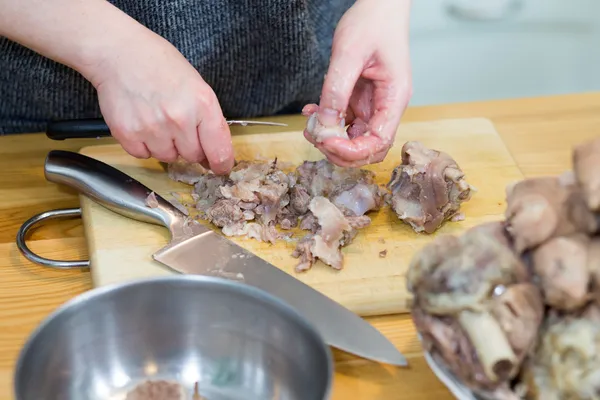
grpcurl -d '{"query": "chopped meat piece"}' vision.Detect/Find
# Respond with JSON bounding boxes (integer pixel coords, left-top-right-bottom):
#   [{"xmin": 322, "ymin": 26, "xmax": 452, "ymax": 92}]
[
  {"xmin": 530, "ymin": 233, "xmax": 594, "ymax": 311},
  {"xmin": 292, "ymin": 197, "xmax": 354, "ymax": 271},
  {"xmin": 379, "ymin": 249, "xmax": 387, "ymax": 258},
  {"xmin": 298, "ymin": 212, "xmax": 319, "ymax": 232},
  {"xmin": 573, "ymin": 136, "xmax": 600, "ymax": 211},
  {"xmin": 292, "ymin": 234, "xmax": 316, "ymax": 272},
  {"xmin": 520, "ymin": 303, "xmax": 600, "ymax": 400},
  {"xmin": 302, "ymin": 103, "xmax": 348, "ymax": 143},
  {"xmin": 145, "ymin": 191, "xmax": 159, "ymax": 208},
  {"xmin": 294, "ymin": 159, "xmax": 385, "ymax": 223},
  {"xmin": 168, "ymin": 159, "xmax": 207, "ymax": 185},
  {"xmin": 333, "ymin": 183, "xmax": 381, "ymax": 217},
  {"xmin": 386, "ymin": 141, "xmax": 474, "ymax": 234},
  {"xmin": 170, "ymin": 157, "xmax": 381, "ymax": 271},
  {"xmin": 125, "ymin": 380, "xmax": 185, "ymax": 400},
  {"xmin": 193, "ymin": 173, "xmax": 230, "ymax": 214},
  {"xmin": 289, "ymin": 185, "xmax": 311, "ymax": 214},
  {"xmin": 189, "ymin": 159, "xmax": 292, "ymax": 243},
  {"xmin": 408, "ymin": 221, "xmax": 544, "ymax": 395},
  {"xmin": 504, "ymin": 173, "xmax": 599, "ymax": 253},
  {"xmin": 206, "ymin": 199, "xmax": 244, "ymax": 228}
]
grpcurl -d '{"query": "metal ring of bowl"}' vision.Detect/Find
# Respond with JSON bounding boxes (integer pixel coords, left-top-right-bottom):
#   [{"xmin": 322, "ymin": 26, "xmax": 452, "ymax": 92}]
[{"xmin": 16, "ymin": 208, "xmax": 90, "ymax": 269}]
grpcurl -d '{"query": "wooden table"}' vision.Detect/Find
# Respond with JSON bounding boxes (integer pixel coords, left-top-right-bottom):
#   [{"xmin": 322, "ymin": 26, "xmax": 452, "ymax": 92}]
[{"xmin": 2, "ymin": 92, "xmax": 599, "ymax": 399}]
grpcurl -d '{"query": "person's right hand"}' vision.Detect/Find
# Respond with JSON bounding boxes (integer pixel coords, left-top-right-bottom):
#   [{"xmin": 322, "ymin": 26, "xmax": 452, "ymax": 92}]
[{"xmin": 87, "ymin": 29, "xmax": 234, "ymax": 174}]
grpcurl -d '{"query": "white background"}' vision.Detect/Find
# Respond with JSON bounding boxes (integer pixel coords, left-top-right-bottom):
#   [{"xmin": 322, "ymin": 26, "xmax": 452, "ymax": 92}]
[{"xmin": 408, "ymin": 0, "xmax": 600, "ymax": 105}]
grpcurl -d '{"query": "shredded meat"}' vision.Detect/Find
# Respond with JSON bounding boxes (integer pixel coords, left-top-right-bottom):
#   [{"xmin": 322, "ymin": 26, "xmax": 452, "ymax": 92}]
[
  {"xmin": 520, "ymin": 303, "xmax": 600, "ymax": 400},
  {"xmin": 386, "ymin": 141, "xmax": 474, "ymax": 234},
  {"xmin": 167, "ymin": 159, "xmax": 208, "ymax": 185},
  {"xmin": 408, "ymin": 221, "xmax": 544, "ymax": 396},
  {"xmin": 125, "ymin": 380, "xmax": 186, "ymax": 400},
  {"xmin": 169, "ymin": 157, "xmax": 381, "ymax": 271}
]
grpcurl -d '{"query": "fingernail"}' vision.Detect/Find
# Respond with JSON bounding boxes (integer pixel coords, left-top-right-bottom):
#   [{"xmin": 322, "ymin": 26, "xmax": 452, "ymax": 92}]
[{"xmin": 317, "ymin": 107, "xmax": 344, "ymax": 127}]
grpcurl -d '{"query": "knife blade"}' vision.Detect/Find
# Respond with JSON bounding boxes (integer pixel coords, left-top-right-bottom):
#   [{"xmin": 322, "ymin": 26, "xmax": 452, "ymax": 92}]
[
  {"xmin": 45, "ymin": 118, "xmax": 288, "ymax": 140},
  {"xmin": 43, "ymin": 150, "xmax": 408, "ymax": 367}
]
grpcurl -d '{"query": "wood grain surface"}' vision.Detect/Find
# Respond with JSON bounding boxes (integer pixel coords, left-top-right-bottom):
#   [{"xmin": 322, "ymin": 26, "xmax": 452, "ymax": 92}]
[
  {"xmin": 77, "ymin": 117, "xmax": 522, "ymax": 316},
  {"xmin": 2, "ymin": 92, "xmax": 600, "ymax": 400}
]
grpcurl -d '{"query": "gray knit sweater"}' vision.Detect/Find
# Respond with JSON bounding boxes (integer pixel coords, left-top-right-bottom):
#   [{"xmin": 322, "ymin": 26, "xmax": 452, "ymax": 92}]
[{"xmin": 0, "ymin": 0, "xmax": 354, "ymax": 134}]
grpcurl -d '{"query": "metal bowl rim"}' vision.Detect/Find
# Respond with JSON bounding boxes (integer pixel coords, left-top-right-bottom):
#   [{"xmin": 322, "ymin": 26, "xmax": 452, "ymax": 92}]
[{"xmin": 13, "ymin": 274, "xmax": 334, "ymax": 399}]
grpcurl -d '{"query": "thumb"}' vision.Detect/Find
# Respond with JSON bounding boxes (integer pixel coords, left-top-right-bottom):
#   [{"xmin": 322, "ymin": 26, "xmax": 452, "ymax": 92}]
[{"xmin": 319, "ymin": 36, "xmax": 367, "ymax": 123}]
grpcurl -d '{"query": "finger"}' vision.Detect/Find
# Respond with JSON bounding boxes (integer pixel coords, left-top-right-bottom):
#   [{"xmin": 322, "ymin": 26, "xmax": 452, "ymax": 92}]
[
  {"xmin": 347, "ymin": 78, "xmax": 374, "ymax": 122},
  {"xmin": 303, "ymin": 129, "xmax": 318, "ymax": 147},
  {"xmin": 142, "ymin": 124, "xmax": 179, "ymax": 162},
  {"xmin": 146, "ymin": 137, "xmax": 179, "ymax": 162},
  {"xmin": 119, "ymin": 139, "xmax": 151, "ymax": 159},
  {"xmin": 322, "ymin": 149, "xmax": 386, "ymax": 168},
  {"xmin": 366, "ymin": 77, "xmax": 411, "ymax": 146},
  {"xmin": 167, "ymin": 111, "xmax": 206, "ymax": 164},
  {"xmin": 197, "ymin": 92, "xmax": 234, "ymax": 175},
  {"xmin": 302, "ymin": 103, "xmax": 319, "ymax": 116},
  {"xmin": 105, "ymin": 120, "xmax": 151, "ymax": 159},
  {"xmin": 320, "ymin": 134, "xmax": 387, "ymax": 162},
  {"xmin": 319, "ymin": 32, "xmax": 368, "ymax": 113}
]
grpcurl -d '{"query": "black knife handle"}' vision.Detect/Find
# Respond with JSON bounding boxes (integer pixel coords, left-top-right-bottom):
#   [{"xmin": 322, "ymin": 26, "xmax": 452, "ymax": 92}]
[{"xmin": 46, "ymin": 119, "xmax": 112, "ymax": 140}]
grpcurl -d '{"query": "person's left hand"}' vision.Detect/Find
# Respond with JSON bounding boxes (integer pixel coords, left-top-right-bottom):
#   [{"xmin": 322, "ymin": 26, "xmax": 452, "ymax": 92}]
[{"xmin": 303, "ymin": 0, "xmax": 413, "ymax": 168}]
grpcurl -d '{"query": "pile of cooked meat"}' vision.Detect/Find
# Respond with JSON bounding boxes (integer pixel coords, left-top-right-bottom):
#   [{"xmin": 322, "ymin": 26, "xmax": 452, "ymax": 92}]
[
  {"xmin": 167, "ymin": 140, "xmax": 474, "ymax": 272},
  {"xmin": 408, "ymin": 136, "xmax": 600, "ymax": 400},
  {"xmin": 125, "ymin": 380, "xmax": 205, "ymax": 400}
]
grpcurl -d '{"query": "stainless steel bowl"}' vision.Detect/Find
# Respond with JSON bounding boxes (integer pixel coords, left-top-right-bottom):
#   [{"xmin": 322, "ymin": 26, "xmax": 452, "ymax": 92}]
[{"xmin": 14, "ymin": 275, "xmax": 333, "ymax": 400}]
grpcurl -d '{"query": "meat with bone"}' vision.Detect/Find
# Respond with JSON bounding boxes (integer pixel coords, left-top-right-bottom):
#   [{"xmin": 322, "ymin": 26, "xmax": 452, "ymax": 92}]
[
  {"xmin": 408, "ymin": 222, "xmax": 544, "ymax": 396},
  {"xmin": 573, "ymin": 136, "xmax": 600, "ymax": 211},
  {"xmin": 504, "ymin": 172, "xmax": 599, "ymax": 253},
  {"xmin": 520, "ymin": 303, "xmax": 600, "ymax": 400},
  {"xmin": 386, "ymin": 141, "xmax": 474, "ymax": 234}
]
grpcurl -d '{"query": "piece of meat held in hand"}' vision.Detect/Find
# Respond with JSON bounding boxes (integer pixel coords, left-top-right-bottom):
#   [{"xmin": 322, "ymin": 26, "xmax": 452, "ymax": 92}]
[
  {"xmin": 504, "ymin": 172, "xmax": 600, "ymax": 253},
  {"xmin": 407, "ymin": 222, "xmax": 544, "ymax": 398},
  {"xmin": 292, "ymin": 196, "xmax": 368, "ymax": 272},
  {"xmin": 520, "ymin": 303, "xmax": 600, "ymax": 400},
  {"xmin": 386, "ymin": 141, "xmax": 474, "ymax": 234},
  {"xmin": 573, "ymin": 136, "xmax": 600, "ymax": 211},
  {"xmin": 302, "ymin": 103, "xmax": 349, "ymax": 143}
]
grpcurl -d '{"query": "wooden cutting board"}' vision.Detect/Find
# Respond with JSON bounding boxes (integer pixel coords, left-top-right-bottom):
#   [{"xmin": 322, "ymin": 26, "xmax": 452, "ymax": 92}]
[{"xmin": 77, "ymin": 117, "xmax": 523, "ymax": 316}]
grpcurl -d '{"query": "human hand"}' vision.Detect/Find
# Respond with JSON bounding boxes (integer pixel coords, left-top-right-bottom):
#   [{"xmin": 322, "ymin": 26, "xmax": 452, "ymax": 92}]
[
  {"xmin": 88, "ymin": 29, "xmax": 234, "ymax": 174},
  {"xmin": 303, "ymin": 0, "xmax": 413, "ymax": 168}
]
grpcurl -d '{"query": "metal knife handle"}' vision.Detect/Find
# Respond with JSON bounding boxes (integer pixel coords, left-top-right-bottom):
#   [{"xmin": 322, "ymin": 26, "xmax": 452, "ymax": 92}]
[
  {"xmin": 46, "ymin": 119, "xmax": 111, "ymax": 140},
  {"xmin": 44, "ymin": 150, "xmax": 190, "ymax": 235}
]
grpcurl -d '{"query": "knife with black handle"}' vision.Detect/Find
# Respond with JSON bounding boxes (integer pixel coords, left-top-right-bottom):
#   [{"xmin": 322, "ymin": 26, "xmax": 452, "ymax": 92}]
[{"xmin": 46, "ymin": 118, "xmax": 288, "ymax": 140}]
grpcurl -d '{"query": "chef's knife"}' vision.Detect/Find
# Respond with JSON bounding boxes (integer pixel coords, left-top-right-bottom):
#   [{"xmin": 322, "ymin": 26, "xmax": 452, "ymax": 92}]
[
  {"xmin": 43, "ymin": 150, "xmax": 408, "ymax": 367},
  {"xmin": 45, "ymin": 118, "xmax": 288, "ymax": 140}
]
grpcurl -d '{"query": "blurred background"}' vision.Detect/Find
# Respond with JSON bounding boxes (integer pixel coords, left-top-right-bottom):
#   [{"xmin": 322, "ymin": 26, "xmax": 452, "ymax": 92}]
[{"xmin": 408, "ymin": 0, "xmax": 600, "ymax": 105}]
